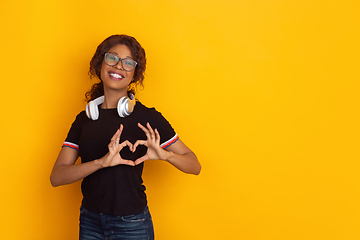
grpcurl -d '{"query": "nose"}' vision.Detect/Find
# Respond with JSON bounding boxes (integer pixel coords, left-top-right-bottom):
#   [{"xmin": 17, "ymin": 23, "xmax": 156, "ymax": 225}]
[{"xmin": 114, "ymin": 63, "xmax": 123, "ymax": 70}]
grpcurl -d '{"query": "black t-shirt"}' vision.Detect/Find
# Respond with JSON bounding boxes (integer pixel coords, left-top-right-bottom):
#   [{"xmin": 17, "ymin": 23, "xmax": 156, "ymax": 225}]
[{"xmin": 62, "ymin": 101, "xmax": 178, "ymax": 216}]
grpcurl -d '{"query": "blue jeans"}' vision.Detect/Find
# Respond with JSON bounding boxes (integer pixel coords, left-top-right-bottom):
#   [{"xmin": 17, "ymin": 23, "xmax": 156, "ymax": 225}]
[{"xmin": 79, "ymin": 206, "xmax": 154, "ymax": 240}]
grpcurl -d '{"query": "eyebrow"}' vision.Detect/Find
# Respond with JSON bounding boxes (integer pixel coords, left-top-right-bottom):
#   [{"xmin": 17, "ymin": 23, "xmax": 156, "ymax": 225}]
[{"xmin": 108, "ymin": 52, "xmax": 133, "ymax": 59}]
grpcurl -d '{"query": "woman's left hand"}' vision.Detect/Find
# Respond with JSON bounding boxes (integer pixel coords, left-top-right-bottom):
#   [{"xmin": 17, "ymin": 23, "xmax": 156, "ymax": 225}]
[{"xmin": 132, "ymin": 122, "xmax": 171, "ymax": 165}]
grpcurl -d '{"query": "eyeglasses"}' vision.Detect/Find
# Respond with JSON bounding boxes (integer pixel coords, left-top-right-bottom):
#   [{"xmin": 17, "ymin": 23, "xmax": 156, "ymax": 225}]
[{"xmin": 104, "ymin": 53, "xmax": 138, "ymax": 72}]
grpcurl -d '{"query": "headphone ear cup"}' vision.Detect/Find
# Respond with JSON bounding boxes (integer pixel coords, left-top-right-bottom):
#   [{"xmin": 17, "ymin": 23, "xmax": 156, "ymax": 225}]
[
  {"xmin": 117, "ymin": 96, "xmax": 127, "ymax": 118},
  {"xmin": 89, "ymin": 101, "xmax": 98, "ymax": 120},
  {"xmin": 86, "ymin": 96, "xmax": 104, "ymax": 120},
  {"xmin": 86, "ymin": 103, "xmax": 91, "ymax": 119},
  {"xmin": 86, "ymin": 102, "xmax": 96, "ymax": 120},
  {"xmin": 127, "ymin": 97, "xmax": 135, "ymax": 114},
  {"xmin": 117, "ymin": 95, "xmax": 136, "ymax": 118}
]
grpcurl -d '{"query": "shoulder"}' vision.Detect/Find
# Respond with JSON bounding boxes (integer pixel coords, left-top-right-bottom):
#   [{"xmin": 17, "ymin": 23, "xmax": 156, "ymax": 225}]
[
  {"xmin": 134, "ymin": 101, "xmax": 157, "ymax": 116},
  {"xmin": 70, "ymin": 110, "xmax": 89, "ymax": 126},
  {"xmin": 134, "ymin": 101, "xmax": 155, "ymax": 111},
  {"xmin": 135, "ymin": 101, "xmax": 174, "ymax": 129},
  {"xmin": 134, "ymin": 101, "xmax": 165, "ymax": 120},
  {"xmin": 76, "ymin": 110, "xmax": 88, "ymax": 121}
]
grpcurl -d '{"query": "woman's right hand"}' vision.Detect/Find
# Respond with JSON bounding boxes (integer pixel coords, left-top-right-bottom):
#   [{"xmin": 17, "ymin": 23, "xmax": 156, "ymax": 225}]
[
  {"xmin": 50, "ymin": 124, "xmax": 134, "ymax": 187},
  {"xmin": 100, "ymin": 124, "xmax": 135, "ymax": 167}
]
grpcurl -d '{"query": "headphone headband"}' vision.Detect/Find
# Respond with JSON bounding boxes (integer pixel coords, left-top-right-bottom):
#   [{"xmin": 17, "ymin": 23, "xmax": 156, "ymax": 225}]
[{"xmin": 86, "ymin": 94, "xmax": 136, "ymax": 120}]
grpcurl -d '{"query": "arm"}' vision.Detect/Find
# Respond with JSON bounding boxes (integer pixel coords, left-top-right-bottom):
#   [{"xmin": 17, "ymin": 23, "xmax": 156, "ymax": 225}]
[
  {"xmin": 164, "ymin": 139, "xmax": 201, "ymax": 175},
  {"xmin": 50, "ymin": 124, "xmax": 135, "ymax": 187},
  {"xmin": 50, "ymin": 147, "xmax": 102, "ymax": 187},
  {"xmin": 133, "ymin": 123, "xmax": 201, "ymax": 175}
]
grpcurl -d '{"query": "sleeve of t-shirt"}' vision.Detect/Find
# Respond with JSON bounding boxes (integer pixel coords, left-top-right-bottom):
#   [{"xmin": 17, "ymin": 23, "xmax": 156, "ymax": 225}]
[
  {"xmin": 150, "ymin": 109, "xmax": 179, "ymax": 149},
  {"xmin": 62, "ymin": 111, "xmax": 86, "ymax": 151}
]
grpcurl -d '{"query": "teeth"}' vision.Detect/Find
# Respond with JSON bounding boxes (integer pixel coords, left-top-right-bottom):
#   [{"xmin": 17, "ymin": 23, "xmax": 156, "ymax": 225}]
[{"xmin": 110, "ymin": 73, "xmax": 123, "ymax": 79}]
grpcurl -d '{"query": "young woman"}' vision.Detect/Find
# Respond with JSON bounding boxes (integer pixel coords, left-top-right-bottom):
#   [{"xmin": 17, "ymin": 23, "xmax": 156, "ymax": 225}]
[{"xmin": 50, "ymin": 34, "xmax": 201, "ymax": 240}]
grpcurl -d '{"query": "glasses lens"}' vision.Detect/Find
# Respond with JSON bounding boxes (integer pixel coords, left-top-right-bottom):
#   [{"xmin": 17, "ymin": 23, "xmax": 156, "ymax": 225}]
[
  {"xmin": 122, "ymin": 58, "xmax": 137, "ymax": 71},
  {"xmin": 105, "ymin": 53, "xmax": 119, "ymax": 66}
]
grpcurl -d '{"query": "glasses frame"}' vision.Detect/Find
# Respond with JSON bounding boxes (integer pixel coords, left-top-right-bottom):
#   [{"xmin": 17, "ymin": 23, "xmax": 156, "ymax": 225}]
[{"xmin": 104, "ymin": 52, "xmax": 138, "ymax": 72}]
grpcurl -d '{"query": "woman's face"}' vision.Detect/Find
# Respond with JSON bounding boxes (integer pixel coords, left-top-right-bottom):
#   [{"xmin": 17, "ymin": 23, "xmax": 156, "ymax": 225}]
[{"xmin": 100, "ymin": 44, "xmax": 135, "ymax": 93}]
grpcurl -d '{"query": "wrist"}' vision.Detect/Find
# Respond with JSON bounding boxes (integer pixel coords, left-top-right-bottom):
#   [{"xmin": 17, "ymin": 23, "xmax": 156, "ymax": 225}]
[
  {"xmin": 95, "ymin": 152, "xmax": 111, "ymax": 169},
  {"xmin": 94, "ymin": 159, "xmax": 104, "ymax": 169},
  {"xmin": 164, "ymin": 150, "xmax": 175, "ymax": 162}
]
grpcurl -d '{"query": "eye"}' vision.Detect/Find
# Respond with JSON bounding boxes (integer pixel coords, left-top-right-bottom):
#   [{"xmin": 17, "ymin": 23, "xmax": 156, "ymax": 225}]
[
  {"xmin": 109, "ymin": 55, "xmax": 117, "ymax": 61},
  {"xmin": 124, "ymin": 59, "xmax": 134, "ymax": 66},
  {"xmin": 106, "ymin": 53, "xmax": 118, "ymax": 60}
]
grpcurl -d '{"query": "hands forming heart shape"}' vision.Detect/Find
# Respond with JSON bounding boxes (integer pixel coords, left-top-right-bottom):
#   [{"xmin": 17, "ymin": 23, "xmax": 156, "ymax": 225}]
[{"xmin": 101, "ymin": 122, "xmax": 171, "ymax": 168}]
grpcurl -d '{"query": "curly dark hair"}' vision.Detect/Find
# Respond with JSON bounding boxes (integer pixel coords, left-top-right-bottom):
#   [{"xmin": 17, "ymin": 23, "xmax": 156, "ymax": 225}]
[{"xmin": 85, "ymin": 34, "xmax": 146, "ymax": 102}]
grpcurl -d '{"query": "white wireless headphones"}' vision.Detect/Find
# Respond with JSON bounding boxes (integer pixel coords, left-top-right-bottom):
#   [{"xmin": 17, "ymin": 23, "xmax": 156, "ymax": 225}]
[{"xmin": 86, "ymin": 93, "xmax": 136, "ymax": 120}]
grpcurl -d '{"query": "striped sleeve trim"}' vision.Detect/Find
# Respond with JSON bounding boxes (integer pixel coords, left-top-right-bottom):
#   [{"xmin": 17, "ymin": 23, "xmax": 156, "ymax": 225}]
[
  {"xmin": 160, "ymin": 134, "xmax": 179, "ymax": 149},
  {"xmin": 62, "ymin": 142, "xmax": 79, "ymax": 151}
]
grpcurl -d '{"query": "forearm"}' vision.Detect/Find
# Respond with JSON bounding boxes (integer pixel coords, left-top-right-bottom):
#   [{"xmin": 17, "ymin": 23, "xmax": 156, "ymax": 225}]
[
  {"xmin": 50, "ymin": 158, "xmax": 103, "ymax": 187},
  {"xmin": 165, "ymin": 151, "xmax": 201, "ymax": 175}
]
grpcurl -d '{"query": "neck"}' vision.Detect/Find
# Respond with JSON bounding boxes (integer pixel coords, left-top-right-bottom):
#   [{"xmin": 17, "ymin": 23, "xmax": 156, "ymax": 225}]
[{"xmin": 102, "ymin": 88, "xmax": 128, "ymax": 109}]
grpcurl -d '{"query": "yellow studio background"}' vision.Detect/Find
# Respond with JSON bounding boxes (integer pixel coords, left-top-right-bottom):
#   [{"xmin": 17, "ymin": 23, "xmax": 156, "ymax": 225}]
[{"xmin": 0, "ymin": 0, "xmax": 359, "ymax": 239}]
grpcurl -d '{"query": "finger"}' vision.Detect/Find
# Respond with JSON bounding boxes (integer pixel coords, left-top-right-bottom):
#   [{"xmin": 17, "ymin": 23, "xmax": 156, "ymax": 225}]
[
  {"xmin": 121, "ymin": 159, "xmax": 135, "ymax": 166},
  {"xmin": 118, "ymin": 124, "xmax": 123, "ymax": 134},
  {"xmin": 154, "ymin": 128, "xmax": 161, "ymax": 144},
  {"xmin": 111, "ymin": 129, "xmax": 120, "ymax": 142},
  {"xmin": 116, "ymin": 124, "xmax": 123, "ymax": 142},
  {"xmin": 120, "ymin": 140, "xmax": 134, "ymax": 152},
  {"xmin": 137, "ymin": 123, "xmax": 147, "ymax": 132},
  {"xmin": 146, "ymin": 122, "xmax": 156, "ymax": 140},
  {"xmin": 138, "ymin": 123, "xmax": 151, "ymax": 139},
  {"xmin": 134, "ymin": 155, "xmax": 148, "ymax": 165},
  {"xmin": 132, "ymin": 140, "xmax": 147, "ymax": 152},
  {"xmin": 108, "ymin": 141, "xmax": 117, "ymax": 154}
]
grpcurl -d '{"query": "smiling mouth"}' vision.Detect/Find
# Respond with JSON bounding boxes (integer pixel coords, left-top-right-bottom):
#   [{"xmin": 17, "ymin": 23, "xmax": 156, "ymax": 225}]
[{"xmin": 109, "ymin": 72, "xmax": 124, "ymax": 80}]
